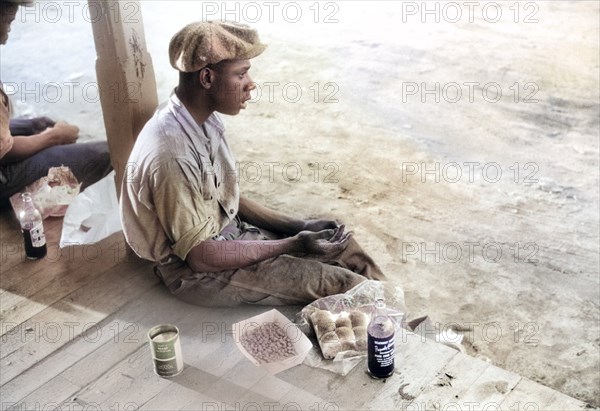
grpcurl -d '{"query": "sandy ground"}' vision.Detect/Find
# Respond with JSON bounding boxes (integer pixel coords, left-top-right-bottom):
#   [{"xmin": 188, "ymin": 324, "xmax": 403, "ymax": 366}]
[{"xmin": 1, "ymin": 1, "xmax": 598, "ymax": 407}]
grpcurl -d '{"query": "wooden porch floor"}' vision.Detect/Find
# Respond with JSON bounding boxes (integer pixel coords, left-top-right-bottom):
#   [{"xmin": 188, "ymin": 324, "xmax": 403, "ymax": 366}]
[{"xmin": 0, "ymin": 211, "xmax": 589, "ymax": 410}]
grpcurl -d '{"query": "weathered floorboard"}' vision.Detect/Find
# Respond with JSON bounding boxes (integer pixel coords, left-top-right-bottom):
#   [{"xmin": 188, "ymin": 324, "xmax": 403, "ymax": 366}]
[{"xmin": 0, "ymin": 211, "xmax": 589, "ymax": 410}]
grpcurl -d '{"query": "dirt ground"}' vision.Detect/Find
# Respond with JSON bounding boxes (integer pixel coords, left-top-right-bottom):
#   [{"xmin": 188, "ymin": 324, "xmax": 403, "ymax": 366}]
[{"xmin": 1, "ymin": 1, "xmax": 598, "ymax": 407}]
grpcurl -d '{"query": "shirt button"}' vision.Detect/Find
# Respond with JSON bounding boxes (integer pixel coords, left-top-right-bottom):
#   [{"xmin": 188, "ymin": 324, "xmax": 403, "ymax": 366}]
[{"xmin": 229, "ymin": 208, "xmax": 235, "ymax": 214}]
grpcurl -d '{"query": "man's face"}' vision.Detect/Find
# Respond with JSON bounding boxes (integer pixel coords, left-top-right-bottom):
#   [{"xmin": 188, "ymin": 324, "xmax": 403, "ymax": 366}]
[
  {"xmin": 209, "ymin": 59, "xmax": 255, "ymax": 116},
  {"xmin": 0, "ymin": 4, "xmax": 19, "ymax": 45}
]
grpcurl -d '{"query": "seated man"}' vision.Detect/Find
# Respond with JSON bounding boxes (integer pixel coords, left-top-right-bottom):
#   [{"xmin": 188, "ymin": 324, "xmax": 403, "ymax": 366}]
[
  {"xmin": 0, "ymin": 0, "xmax": 112, "ymax": 208},
  {"xmin": 120, "ymin": 21, "xmax": 385, "ymax": 307}
]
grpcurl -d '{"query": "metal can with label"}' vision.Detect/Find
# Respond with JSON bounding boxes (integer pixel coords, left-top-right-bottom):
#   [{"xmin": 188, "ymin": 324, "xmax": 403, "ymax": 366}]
[{"xmin": 148, "ymin": 324, "xmax": 183, "ymax": 378}]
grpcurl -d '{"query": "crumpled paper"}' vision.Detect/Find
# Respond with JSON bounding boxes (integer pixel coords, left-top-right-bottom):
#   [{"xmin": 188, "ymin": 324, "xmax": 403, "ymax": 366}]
[
  {"xmin": 10, "ymin": 166, "xmax": 80, "ymax": 219},
  {"xmin": 59, "ymin": 171, "xmax": 122, "ymax": 248}
]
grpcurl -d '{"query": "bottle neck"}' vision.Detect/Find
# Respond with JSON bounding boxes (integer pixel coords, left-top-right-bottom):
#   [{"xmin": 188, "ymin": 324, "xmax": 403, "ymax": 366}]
[
  {"xmin": 20, "ymin": 192, "xmax": 40, "ymax": 217},
  {"xmin": 374, "ymin": 299, "xmax": 386, "ymax": 312},
  {"xmin": 22, "ymin": 192, "xmax": 34, "ymax": 206}
]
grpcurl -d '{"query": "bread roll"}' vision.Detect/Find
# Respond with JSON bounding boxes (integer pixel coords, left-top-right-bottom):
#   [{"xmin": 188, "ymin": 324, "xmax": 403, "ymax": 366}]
[
  {"xmin": 356, "ymin": 337, "xmax": 367, "ymax": 351},
  {"xmin": 341, "ymin": 340, "xmax": 357, "ymax": 351},
  {"xmin": 311, "ymin": 310, "xmax": 333, "ymax": 326},
  {"xmin": 311, "ymin": 309, "xmax": 336, "ymax": 335},
  {"xmin": 350, "ymin": 311, "xmax": 369, "ymax": 328},
  {"xmin": 319, "ymin": 331, "xmax": 339, "ymax": 344},
  {"xmin": 317, "ymin": 320, "xmax": 336, "ymax": 335},
  {"xmin": 335, "ymin": 315, "xmax": 352, "ymax": 329},
  {"xmin": 353, "ymin": 326, "xmax": 367, "ymax": 340},
  {"xmin": 321, "ymin": 341, "xmax": 342, "ymax": 359},
  {"xmin": 336, "ymin": 326, "xmax": 355, "ymax": 342}
]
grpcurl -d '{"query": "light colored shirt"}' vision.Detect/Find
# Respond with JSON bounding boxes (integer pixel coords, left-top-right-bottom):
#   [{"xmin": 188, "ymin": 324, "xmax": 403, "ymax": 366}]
[
  {"xmin": 120, "ymin": 92, "xmax": 239, "ymax": 263},
  {"xmin": 0, "ymin": 85, "xmax": 14, "ymax": 160}
]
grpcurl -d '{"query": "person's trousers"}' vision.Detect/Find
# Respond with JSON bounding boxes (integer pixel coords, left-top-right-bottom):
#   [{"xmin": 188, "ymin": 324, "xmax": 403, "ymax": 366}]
[
  {"xmin": 154, "ymin": 221, "xmax": 386, "ymax": 307},
  {"xmin": 0, "ymin": 141, "xmax": 112, "ymax": 207}
]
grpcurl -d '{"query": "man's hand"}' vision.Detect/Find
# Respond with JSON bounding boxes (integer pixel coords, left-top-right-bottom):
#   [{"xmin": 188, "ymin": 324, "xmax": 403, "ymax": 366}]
[
  {"xmin": 301, "ymin": 219, "xmax": 339, "ymax": 233},
  {"xmin": 1, "ymin": 120, "xmax": 80, "ymax": 164},
  {"xmin": 40, "ymin": 121, "xmax": 79, "ymax": 147},
  {"xmin": 294, "ymin": 225, "xmax": 351, "ymax": 259},
  {"xmin": 44, "ymin": 121, "xmax": 79, "ymax": 145}
]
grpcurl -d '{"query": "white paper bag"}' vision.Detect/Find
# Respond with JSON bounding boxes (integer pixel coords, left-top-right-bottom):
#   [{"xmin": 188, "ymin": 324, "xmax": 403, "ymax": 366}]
[{"xmin": 59, "ymin": 171, "xmax": 122, "ymax": 248}]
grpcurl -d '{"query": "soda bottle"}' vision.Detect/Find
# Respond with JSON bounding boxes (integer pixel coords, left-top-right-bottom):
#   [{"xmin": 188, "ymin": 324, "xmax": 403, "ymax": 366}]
[
  {"xmin": 18, "ymin": 192, "xmax": 47, "ymax": 260},
  {"xmin": 367, "ymin": 298, "xmax": 395, "ymax": 378}
]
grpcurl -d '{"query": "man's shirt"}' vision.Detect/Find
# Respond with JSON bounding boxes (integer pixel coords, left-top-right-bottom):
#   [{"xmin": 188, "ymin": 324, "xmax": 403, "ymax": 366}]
[
  {"xmin": 0, "ymin": 85, "xmax": 14, "ymax": 160},
  {"xmin": 120, "ymin": 93, "xmax": 239, "ymax": 263}
]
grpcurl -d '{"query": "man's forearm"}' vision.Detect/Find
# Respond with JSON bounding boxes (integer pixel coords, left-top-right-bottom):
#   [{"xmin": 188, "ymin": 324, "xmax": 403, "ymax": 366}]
[
  {"xmin": 238, "ymin": 195, "xmax": 304, "ymax": 236},
  {"xmin": 0, "ymin": 122, "xmax": 78, "ymax": 164},
  {"xmin": 0, "ymin": 132, "xmax": 54, "ymax": 163},
  {"xmin": 185, "ymin": 237, "xmax": 300, "ymax": 273}
]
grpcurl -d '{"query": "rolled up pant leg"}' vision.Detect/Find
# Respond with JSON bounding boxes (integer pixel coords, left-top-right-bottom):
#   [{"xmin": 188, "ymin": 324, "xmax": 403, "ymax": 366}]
[{"xmin": 156, "ymin": 255, "xmax": 368, "ymax": 307}]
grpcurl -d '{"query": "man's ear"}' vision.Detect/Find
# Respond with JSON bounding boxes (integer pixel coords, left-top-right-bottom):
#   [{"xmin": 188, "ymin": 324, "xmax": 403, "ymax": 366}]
[{"xmin": 198, "ymin": 68, "xmax": 213, "ymax": 89}]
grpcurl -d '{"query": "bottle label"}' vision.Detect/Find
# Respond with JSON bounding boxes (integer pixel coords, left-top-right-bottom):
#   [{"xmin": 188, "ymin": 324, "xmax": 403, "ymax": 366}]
[
  {"xmin": 29, "ymin": 222, "xmax": 46, "ymax": 247},
  {"xmin": 368, "ymin": 334, "xmax": 395, "ymax": 377}
]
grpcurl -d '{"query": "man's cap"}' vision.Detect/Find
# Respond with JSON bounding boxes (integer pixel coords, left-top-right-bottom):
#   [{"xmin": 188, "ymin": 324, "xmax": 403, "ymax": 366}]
[{"xmin": 169, "ymin": 20, "xmax": 266, "ymax": 73}]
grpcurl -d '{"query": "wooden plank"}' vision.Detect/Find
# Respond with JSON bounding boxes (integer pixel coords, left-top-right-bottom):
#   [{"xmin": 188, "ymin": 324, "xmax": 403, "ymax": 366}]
[
  {"xmin": 452, "ymin": 363, "xmax": 522, "ymax": 410},
  {"xmin": 167, "ymin": 309, "xmax": 302, "ymax": 409},
  {"xmin": 277, "ymin": 383, "xmax": 330, "ymax": 410},
  {"xmin": 0, "ymin": 259, "xmax": 155, "ymax": 385},
  {"xmin": 59, "ymin": 290, "xmax": 165, "ymax": 388},
  {"xmin": 278, "ymin": 361, "xmax": 344, "ymax": 400},
  {"xmin": 2, "ymin": 235, "xmax": 589, "ymax": 411},
  {"xmin": 63, "ymin": 343, "xmax": 171, "ymax": 409},
  {"xmin": 244, "ymin": 372, "xmax": 297, "ymax": 403},
  {"xmin": 0, "ymin": 350, "xmax": 81, "ymax": 406},
  {"xmin": 194, "ymin": 362, "xmax": 256, "ymax": 409},
  {"xmin": 410, "ymin": 351, "xmax": 492, "ymax": 410},
  {"xmin": 0, "ymin": 257, "xmax": 152, "ymax": 358},
  {"xmin": 73, "ymin": 320, "xmax": 246, "ymax": 408},
  {"xmin": 88, "ymin": 0, "xmax": 158, "ymax": 193},
  {"xmin": 236, "ymin": 387, "xmax": 291, "ymax": 410},
  {"xmin": 275, "ymin": 329, "xmax": 459, "ymax": 410},
  {"xmin": 64, "ymin": 287, "xmax": 260, "ymax": 409},
  {"xmin": 214, "ymin": 355, "xmax": 269, "ymax": 391},
  {"xmin": 1, "ymin": 229, "xmax": 127, "ymax": 296},
  {"xmin": 364, "ymin": 331, "xmax": 458, "ymax": 410},
  {"xmin": 0, "ymin": 211, "xmax": 28, "ymax": 274},
  {"xmin": 500, "ymin": 377, "xmax": 588, "ymax": 411},
  {"xmin": 321, "ymin": 362, "xmax": 385, "ymax": 410},
  {"xmin": 0, "ymin": 216, "xmax": 64, "ymax": 287},
  {"xmin": 0, "ymin": 284, "xmax": 164, "ymax": 404},
  {"xmin": 139, "ymin": 305, "xmax": 303, "ymax": 409},
  {"xmin": 0, "ymin": 232, "xmax": 128, "ymax": 335},
  {"xmin": 4, "ymin": 375, "xmax": 80, "ymax": 411},
  {"xmin": 139, "ymin": 354, "xmax": 258, "ymax": 410},
  {"xmin": 140, "ymin": 378, "xmax": 218, "ymax": 411}
]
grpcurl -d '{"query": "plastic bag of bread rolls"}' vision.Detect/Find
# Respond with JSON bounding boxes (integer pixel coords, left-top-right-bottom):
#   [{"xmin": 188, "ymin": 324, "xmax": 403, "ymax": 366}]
[
  {"xmin": 309, "ymin": 308, "xmax": 370, "ymax": 359},
  {"xmin": 298, "ymin": 280, "xmax": 406, "ymax": 366}
]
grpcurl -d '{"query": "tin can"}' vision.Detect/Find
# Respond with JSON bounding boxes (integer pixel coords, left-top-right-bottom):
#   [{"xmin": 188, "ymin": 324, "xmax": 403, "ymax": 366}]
[{"xmin": 148, "ymin": 324, "xmax": 183, "ymax": 378}]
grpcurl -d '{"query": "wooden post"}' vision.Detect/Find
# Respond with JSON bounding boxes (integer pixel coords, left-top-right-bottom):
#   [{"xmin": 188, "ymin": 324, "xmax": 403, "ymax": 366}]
[{"xmin": 88, "ymin": 0, "xmax": 158, "ymax": 196}]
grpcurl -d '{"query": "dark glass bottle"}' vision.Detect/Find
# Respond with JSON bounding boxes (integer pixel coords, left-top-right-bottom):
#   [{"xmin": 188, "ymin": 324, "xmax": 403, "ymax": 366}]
[
  {"xmin": 367, "ymin": 298, "xmax": 395, "ymax": 378},
  {"xmin": 18, "ymin": 192, "xmax": 47, "ymax": 260}
]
